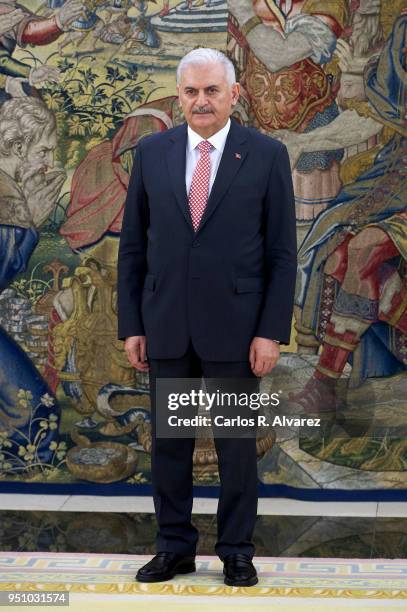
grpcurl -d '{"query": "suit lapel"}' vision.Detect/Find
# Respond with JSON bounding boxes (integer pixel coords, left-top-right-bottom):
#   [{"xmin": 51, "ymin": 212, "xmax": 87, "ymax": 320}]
[
  {"xmin": 196, "ymin": 119, "xmax": 248, "ymax": 235},
  {"xmin": 166, "ymin": 122, "xmax": 194, "ymax": 233}
]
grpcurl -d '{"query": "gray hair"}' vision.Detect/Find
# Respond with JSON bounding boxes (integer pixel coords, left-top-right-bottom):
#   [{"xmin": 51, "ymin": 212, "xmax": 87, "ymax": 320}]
[
  {"xmin": 176, "ymin": 48, "xmax": 236, "ymax": 86},
  {"xmin": 0, "ymin": 97, "xmax": 56, "ymax": 157}
]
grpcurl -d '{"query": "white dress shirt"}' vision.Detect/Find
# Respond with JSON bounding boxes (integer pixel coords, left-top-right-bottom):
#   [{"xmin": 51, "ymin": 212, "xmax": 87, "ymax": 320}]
[{"xmin": 185, "ymin": 118, "xmax": 231, "ymax": 196}]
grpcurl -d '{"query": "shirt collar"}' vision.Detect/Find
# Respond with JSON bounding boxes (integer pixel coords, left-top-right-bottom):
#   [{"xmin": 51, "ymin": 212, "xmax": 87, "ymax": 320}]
[{"xmin": 187, "ymin": 118, "xmax": 231, "ymax": 153}]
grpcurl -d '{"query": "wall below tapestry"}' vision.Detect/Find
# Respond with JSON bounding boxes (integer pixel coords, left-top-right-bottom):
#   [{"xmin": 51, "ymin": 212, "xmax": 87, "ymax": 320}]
[{"xmin": 0, "ymin": 0, "xmax": 405, "ymax": 497}]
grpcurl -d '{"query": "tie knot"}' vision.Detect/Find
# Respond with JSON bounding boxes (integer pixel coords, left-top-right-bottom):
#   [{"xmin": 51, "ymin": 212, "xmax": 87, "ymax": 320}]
[{"xmin": 198, "ymin": 140, "xmax": 212, "ymax": 154}]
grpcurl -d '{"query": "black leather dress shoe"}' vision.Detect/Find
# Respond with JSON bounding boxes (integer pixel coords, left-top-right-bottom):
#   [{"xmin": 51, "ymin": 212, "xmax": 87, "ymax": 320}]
[
  {"xmin": 135, "ymin": 552, "xmax": 196, "ymax": 582},
  {"xmin": 223, "ymin": 553, "xmax": 258, "ymax": 587}
]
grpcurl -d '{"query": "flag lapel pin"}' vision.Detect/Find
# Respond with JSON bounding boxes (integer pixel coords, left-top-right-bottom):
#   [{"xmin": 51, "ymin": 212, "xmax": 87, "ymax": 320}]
[{"xmin": 235, "ymin": 152, "xmax": 241, "ymax": 159}]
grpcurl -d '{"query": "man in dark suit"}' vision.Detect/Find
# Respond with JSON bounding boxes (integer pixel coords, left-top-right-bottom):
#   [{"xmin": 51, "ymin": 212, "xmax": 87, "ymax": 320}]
[{"xmin": 117, "ymin": 47, "xmax": 297, "ymax": 587}]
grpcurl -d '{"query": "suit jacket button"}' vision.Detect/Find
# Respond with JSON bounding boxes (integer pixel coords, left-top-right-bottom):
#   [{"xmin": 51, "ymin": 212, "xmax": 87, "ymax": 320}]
[{"xmin": 192, "ymin": 241, "xmax": 200, "ymax": 247}]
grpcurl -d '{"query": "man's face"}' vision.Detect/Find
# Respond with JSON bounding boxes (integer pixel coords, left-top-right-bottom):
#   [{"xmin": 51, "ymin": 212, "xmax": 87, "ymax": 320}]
[
  {"xmin": 24, "ymin": 129, "xmax": 57, "ymax": 173},
  {"xmin": 177, "ymin": 61, "xmax": 240, "ymax": 138}
]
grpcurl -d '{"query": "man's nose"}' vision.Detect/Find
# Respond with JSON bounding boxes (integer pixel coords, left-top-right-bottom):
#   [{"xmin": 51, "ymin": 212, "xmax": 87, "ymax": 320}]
[
  {"xmin": 196, "ymin": 90, "xmax": 208, "ymax": 107},
  {"xmin": 45, "ymin": 151, "xmax": 54, "ymax": 169}
]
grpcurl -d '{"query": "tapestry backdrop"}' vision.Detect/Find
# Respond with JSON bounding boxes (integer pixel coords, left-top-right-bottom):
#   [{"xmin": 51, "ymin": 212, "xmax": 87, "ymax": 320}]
[{"xmin": 0, "ymin": 0, "xmax": 405, "ymax": 496}]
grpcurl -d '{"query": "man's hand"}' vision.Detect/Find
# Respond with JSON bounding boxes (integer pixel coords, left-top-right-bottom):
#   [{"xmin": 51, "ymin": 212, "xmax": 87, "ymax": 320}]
[
  {"xmin": 23, "ymin": 169, "xmax": 66, "ymax": 228},
  {"xmin": 124, "ymin": 335, "xmax": 149, "ymax": 372},
  {"xmin": 334, "ymin": 39, "xmax": 369, "ymax": 74},
  {"xmin": 29, "ymin": 65, "xmax": 61, "ymax": 86},
  {"xmin": 57, "ymin": 0, "xmax": 86, "ymax": 30},
  {"xmin": 227, "ymin": 0, "xmax": 255, "ymax": 26},
  {"xmin": 249, "ymin": 337, "xmax": 280, "ymax": 377}
]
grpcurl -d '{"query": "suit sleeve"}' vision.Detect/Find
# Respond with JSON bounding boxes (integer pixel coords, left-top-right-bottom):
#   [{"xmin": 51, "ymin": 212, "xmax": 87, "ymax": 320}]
[
  {"xmin": 117, "ymin": 143, "xmax": 149, "ymax": 341},
  {"xmin": 255, "ymin": 142, "xmax": 297, "ymax": 344}
]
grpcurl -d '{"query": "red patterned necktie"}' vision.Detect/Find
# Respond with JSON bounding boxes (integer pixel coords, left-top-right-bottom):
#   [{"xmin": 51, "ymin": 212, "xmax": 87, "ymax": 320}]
[{"xmin": 188, "ymin": 140, "xmax": 212, "ymax": 231}]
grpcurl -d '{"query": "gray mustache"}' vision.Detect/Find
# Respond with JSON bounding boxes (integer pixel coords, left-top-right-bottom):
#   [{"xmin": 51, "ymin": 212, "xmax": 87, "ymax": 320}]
[{"xmin": 193, "ymin": 108, "xmax": 213, "ymax": 114}]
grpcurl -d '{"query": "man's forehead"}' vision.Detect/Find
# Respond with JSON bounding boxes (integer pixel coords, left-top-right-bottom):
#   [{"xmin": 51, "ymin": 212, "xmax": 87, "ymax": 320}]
[
  {"xmin": 179, "ymin": 62, "xmax": 227, "ymax": 87},
  {"xmin": 30, "ymin": 131, "xmax": 57, "ymax": 148}
]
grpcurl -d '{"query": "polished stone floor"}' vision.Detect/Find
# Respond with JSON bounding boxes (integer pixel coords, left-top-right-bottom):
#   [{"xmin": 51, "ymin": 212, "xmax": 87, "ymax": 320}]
[{"xmin": 0, "ymin": 511, "xmax": 405, "ymax": 558}]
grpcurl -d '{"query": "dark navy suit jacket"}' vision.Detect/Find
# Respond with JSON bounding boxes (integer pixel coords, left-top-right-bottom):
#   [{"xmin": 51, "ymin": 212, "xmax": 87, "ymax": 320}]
[{"xmin": 117, "ymin": 117, "xmax": 297, "ymax": 361}]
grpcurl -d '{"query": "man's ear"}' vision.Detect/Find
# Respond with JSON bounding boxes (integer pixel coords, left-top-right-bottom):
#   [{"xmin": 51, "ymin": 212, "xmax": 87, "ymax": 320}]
[
  {"xmin": 12, "ymin": 140, "xmax": 25, "ymax": 159},
  {"xmin": 231, "ymin": 82, "xmax": 240, "ymax": 106}
]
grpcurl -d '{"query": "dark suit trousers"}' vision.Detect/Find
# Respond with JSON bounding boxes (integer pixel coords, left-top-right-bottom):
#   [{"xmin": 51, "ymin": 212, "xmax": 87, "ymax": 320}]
[{"xmin": 148, "ymin": 339, "xmax": 259, "ymax": 560}]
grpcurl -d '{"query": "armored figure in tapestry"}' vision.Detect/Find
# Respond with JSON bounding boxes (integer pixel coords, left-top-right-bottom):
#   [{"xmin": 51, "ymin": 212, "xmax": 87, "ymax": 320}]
[
  {"xmin": 287, "ymin": 12, "xmax": 407, "ymax": 412},
  {"xmin": 227, "ymin": 0, "xmax": 350, "ymax": 219}
]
